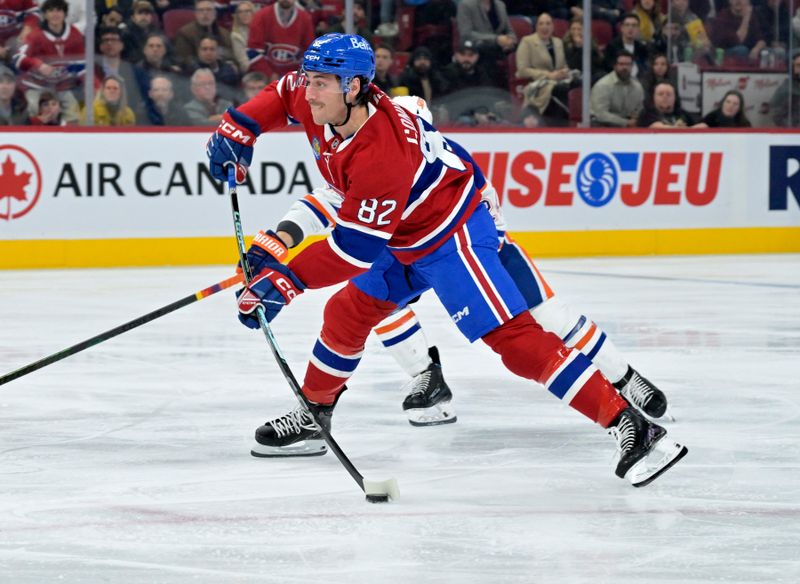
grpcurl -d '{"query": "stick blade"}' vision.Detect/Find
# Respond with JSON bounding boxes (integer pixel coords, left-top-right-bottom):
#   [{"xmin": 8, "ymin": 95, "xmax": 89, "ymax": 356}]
[{"xmin": 364, "ymin": 478, "xmax": 400, "ymax": 503}]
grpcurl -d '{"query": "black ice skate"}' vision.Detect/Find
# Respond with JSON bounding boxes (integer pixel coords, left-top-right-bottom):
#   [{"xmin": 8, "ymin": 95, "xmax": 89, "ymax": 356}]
[
  {"xmin": 607, "ymin": 407, "xmax": 688, "ymax": 487},
  {"xmin": 401, "ymin": 346, "xmax": 457, "ymax": 427},
  {"xmin": 614, "ymin": 366, "xmax": 673, "ymax": 421},
  {"xmin": 250, "ymin": 402, "xmax": 333, "ymax": 458}
]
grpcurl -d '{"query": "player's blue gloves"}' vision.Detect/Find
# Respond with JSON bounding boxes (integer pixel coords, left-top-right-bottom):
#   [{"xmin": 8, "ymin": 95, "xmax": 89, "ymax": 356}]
[
  {"xmin": 237, "ymin": 230, "xmax": 289, "ymax": 276},
  {"xmin": 236, "ymin": 265, "xmax": 305, "ymax": 328},
  {"xmin": 206, "ymin": 107, "xmax": 261, "ymax": 183}
]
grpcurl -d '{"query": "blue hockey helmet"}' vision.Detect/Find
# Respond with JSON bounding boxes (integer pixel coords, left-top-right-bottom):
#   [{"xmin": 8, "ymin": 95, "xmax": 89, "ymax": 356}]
[{"xmin": 302, "ymin": 33, "xmax": 375, "ymax": 94}]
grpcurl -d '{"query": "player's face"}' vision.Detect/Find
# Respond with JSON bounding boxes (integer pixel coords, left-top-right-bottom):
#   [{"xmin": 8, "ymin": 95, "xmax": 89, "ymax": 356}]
[{"xmin": 304, "ymin": 72, "xmax": 347, "ymax": 125}]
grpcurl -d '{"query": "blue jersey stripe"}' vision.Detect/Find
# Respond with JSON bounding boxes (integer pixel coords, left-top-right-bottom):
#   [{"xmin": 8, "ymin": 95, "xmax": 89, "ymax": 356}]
[
  {"xmin": 300, "ymin": 199, "xmax": 331, "ymax": 229},
  {"xmin": 332, "ymin": 224, "xmax": 387, "ymax": 264}
]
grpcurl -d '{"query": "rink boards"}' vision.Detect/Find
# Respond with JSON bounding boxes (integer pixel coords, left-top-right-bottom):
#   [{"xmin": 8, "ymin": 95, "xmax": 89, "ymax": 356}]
[{"xmin": 1, "ymin": 128, "xmax": 798, "ymax": 269}]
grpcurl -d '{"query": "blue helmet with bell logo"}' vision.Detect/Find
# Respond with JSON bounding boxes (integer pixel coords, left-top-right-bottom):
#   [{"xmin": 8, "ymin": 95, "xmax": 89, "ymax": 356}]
[{"xmin": 302, "ymin": 33, "xmax": 375, "ymax": 94}]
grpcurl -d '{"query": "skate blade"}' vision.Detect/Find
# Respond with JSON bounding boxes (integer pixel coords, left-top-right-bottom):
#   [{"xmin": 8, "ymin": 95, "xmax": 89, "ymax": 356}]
[
  {"xmin": 626, "ymin": 437, "xmax": 688, "ymax": 487},
  {"xmin": 405, "ymin": 399, "xmax": 457, "ymax": 427},
  {"xmin": 250, "ymin": 439, "xmax": 327, "ymax": 458}
]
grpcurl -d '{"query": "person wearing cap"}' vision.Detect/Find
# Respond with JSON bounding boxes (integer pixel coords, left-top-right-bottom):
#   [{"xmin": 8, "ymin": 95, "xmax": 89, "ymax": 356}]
[
  {"xmin": 456, "ymin": 0, "xmax": 517, "ymax": 86},
  {"xmin": 123, "ymin": 0, "xmax": 160, "ymax": 62},
  {"xmin": 0, "ymin": 66, "xmax": 28, "ymax": 125},
  {"xmin": 442, "ymin": 40, "xmax": 492, "ymax": 93},
  {"xmin": 397, "ymin": 45, "xmax": 449, "ymax": 106}
]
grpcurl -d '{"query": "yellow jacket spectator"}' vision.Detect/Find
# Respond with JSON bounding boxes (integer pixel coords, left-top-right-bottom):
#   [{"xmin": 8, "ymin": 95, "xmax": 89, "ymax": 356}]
[{"xmin": 81, "ymin": 74, "xmax": 136, "ymax": 126}]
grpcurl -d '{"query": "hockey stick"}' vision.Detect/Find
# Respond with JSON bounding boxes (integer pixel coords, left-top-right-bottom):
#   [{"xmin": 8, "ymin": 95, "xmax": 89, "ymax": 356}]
[
  {"xmin": 0, "ymin": 274, "xmax": 243, "ymax": 388},
  {"xmin": 226, "ymin": 168, "xmax": 399, "ymax": 503}
]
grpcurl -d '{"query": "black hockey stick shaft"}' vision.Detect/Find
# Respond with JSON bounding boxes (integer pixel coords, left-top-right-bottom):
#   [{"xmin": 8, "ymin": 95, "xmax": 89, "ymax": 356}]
[
  {"xmin": 226, "ymin": 169, "xmax": 369, "ymax": 493},
  {"xmin": 0, "ymin": 274, "xmax": 243, "ymax": 387}
]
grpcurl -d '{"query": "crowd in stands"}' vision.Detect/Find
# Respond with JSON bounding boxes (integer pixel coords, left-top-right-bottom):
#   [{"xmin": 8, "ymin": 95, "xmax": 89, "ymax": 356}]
[{"xmin": 0, "ymin": 0, "xmax": 798, "ymax": 127}]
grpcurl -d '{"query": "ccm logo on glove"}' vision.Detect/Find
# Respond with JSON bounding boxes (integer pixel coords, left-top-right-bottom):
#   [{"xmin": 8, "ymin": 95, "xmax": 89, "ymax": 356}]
[{"xmin": 219, "ymin": 120, "xmax": 255, "ymax": 144}]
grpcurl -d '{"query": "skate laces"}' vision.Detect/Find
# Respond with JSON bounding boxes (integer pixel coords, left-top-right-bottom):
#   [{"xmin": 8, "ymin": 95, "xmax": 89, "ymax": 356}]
[
  {"xmin": 404, "ymin": 369, "xmax": 432, "ymax": 397},
  {"xmin": 269, "ymin": 407, "xmax": 317, "ymax": 438},
  {"xmin": 608, "ymin": 414, "xmax": 636, "ymax": 455},
  {"xmin": 622, "ymin": 372, "xmax": 654, "ymax": 408}
]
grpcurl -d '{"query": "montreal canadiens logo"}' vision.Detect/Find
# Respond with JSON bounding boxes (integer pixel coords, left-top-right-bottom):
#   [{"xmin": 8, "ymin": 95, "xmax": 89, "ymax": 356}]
[
  {"xmin": 576, "ymin": 153, "xmax": 617, "ymax": 207},
  {"xmin": 268, "ymin": 43, "xmax": 299, "ymax": 64},
  {"xmin": 0, "ymin": 145, "xmax": 43, "ymax": 221}
]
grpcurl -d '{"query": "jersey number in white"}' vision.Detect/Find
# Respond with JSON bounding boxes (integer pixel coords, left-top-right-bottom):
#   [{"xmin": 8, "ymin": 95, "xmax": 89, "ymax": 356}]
[{"xmin": 357, "ymin": 199, "xmax": 397, "ymax": 226}]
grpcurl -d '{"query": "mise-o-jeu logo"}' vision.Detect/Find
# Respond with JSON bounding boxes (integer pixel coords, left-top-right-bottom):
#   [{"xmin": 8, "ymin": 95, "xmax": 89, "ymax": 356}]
[
  {"xmin": 472, "ymin": 150, "xmax": 723, "ymax": 208},
  {"xmin": 0, "ymin": 145, "xmax": 42, "ymax": 221}
]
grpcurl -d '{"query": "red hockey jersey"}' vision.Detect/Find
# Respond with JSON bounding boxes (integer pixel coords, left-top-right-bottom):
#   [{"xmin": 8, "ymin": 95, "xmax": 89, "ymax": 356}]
[
  {"xmin": 14, "ymin": 24, "xmax": 85, "ymax": 91},
  {"xmin": 0, "ymin": 0, "xmax": 39, "ymax": 44},
  {"xmin": 246, "ymin": 4, "xmax": 314, "ymax": 78},
  {"xmin": 238, "ymin": 72, "xmax": 480, "ymax": 289}
]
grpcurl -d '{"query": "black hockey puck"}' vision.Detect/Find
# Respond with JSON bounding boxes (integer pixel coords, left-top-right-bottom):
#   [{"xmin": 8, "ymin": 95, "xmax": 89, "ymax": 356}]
[{"xmin": 365, "ymin": 494, "xmax": 390, "ymax": 503}]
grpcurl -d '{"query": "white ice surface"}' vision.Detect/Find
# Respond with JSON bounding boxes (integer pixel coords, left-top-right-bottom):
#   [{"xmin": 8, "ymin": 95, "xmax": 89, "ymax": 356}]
[{"xmin": 1, "ymin": 255, "xmax": 798, "ymax": 583}]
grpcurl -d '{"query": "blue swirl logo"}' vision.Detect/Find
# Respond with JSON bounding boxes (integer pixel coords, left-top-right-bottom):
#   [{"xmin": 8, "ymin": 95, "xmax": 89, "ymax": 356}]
[{"xmin": 576, "ymin": 153, "xmax": 618, "ymax": 207}]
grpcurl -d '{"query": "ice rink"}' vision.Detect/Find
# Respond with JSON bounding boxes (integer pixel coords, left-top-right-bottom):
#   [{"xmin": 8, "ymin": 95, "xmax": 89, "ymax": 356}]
[{"xmin": 1, "ymin": 254, "xmax": 798, "ymax": 583}]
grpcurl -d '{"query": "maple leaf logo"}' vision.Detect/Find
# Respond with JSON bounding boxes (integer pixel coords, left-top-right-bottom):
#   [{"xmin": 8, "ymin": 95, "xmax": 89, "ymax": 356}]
[{"xmin": 0, "ymin": 155, "xmax": 31, "ymax": 203}]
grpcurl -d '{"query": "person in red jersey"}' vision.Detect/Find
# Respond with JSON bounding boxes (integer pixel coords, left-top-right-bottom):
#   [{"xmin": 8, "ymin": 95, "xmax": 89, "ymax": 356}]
[
  {"xmin": 205, "ymin": 34, "xmax": 688, "ymax": 487},
  {"xmin": 13, "ymin": 0, "xmax": 83, "ymax": 123},
  {"xmin": 246, "ymin": 0, "xmax": 313, "ymax": 82}
]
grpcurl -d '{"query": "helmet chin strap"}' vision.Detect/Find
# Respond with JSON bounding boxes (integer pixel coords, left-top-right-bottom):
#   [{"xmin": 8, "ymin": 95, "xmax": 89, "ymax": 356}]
[{"xmin": 332, "ymin": 92, "xmax": 354, "ymax": 127}]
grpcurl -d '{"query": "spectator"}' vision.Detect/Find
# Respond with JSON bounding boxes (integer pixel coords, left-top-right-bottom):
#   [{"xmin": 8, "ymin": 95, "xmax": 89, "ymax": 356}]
[
  {"xmin": 702, "ymin": 89, "xmax": 752, "ymax": 127},
  {"xmin": 604, "ymin": 13, "xmax": 649, "ymax": 77},
  {"xmin": 633, "ymin": 0, "xmax": 665, "ymax": 46},
  {"xmin": 562, "ymin": 17, "xmax": 604, "ymax": 83},
  {"xmin": 98, "ymin": 6, "xmax": 125, "ymax": 30},
  {"xmin": 443, "ymin": 40, "xmax": 493, "ymax": 93},
  {"xmin": 372, "ymin": 43, "xmax": 399, "ymax": 95},
  {"xmin": 136, "ymin": 73, "xmax": 191, "ymax": 125},
  {"xmin": 188, "ymin": 35, "xmax": 240, "ymax": 92},
  {"xmin": 230, "ymin": 0, "xmax": 255, "ymax": 74},
  {"xmin": 664, "ymin": 0, "xmax": 712, "ymax": 63},
  {"xmin": 239, "ymin": 70, "xmax": 268, "ymax": 103},
  {"xmin": 123, "ymin": 0, "xmax": 160, "ymax": 63},
  {"xmin": 133, "ymin": 32, "xmax": 182, "ymax": 102},
  {"xmin": 591, "ymin": 50, "xmax": 644, "ymax": 127},
  {"xmin": 0, "ymin": 0, "xmax": 39, "ymax": 65},
  {"xmin": 247, "ymin": 0, "xmax": 314, "ymax": 82},
  {"xmin": 184, "ymin": 67, "xmax": 232, "ymax": 125},
  {"xmin": 27, "ymin": 90, "xmax": 66, "ymax": 125},
  {"xmin": 14, "ymin": 0, "xmax": 84, "ymax": 123},
  {"xmin": 456, "ymin": 0, "xmax": 518, "ymax": 83},
  {"xmin": 173, "ymin": 0, "xmax": 233, "ymax": 68},
  {"xmin": 636, "ymin": 81, "xmax": 701, "ymax": 127},
  {"xmin": 639, "ymin": 52, "xmax": 671, "ymax": 96},
  {"xmin": 0, "ymin": 66, "xmax": 27, "ymax": 125},
  {"xmin": 770, "ymin": 51, "xmax": 800, "ymax": 127},
  {"xmin": 81, "ymin": 74, "xmax": 136, "ymax": 125},
  {"xmin": 95, "ymin": 27, "xmax": 140, "ymax": 103},
  {"xmin": 756, "ymin": 0, "xmax": 791, "ymax": 51},
  {"xmin": 516, "ymin": 13, "xmax": 573, "ymax": 125},
  {"xmin": 397, "ymin": 46, "xmax": 449, "ymax": 106},
  {"xmin": 711, "ymin": 0, "xmax": 766, "ymax": 63}
]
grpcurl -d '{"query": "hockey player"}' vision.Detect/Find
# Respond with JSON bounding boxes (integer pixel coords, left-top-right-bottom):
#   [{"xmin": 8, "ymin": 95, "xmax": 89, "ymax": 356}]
[
  {"xmin": 244, "ymin": 95, "xmax": 669, "ymax": 431},
  {"xmin": 206, "ymin": 33, "xmax": 687, "ymax": 486}
]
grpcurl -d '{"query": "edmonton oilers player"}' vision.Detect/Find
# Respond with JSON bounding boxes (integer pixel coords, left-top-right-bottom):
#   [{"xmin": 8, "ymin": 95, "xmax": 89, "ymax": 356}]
[{"xmin": 206, "ymin": 34, "xmax": 687, "ymax": 486}]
